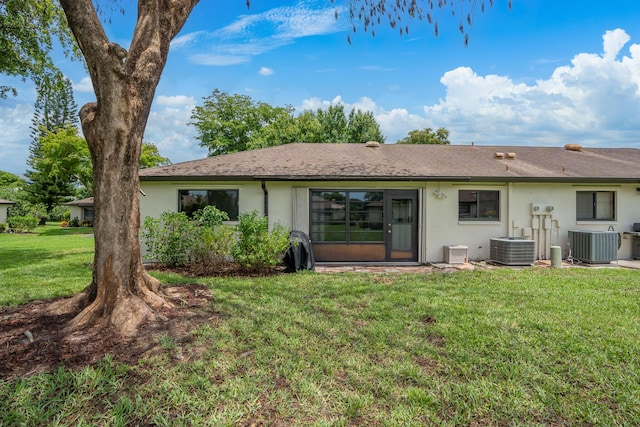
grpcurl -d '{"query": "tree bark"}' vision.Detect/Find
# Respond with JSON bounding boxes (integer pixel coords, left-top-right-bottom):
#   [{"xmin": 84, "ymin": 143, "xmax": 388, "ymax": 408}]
[{"xmin": 58, "ymin": 0, "xmax": 199, "ymax": 336}]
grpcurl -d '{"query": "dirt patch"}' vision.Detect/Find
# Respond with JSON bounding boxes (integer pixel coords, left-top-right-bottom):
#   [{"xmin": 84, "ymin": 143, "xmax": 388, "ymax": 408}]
[
  {"xmin": 148, "ymin": 262, "xmax": 287, "ymax": 278},
  {"xmin": 0, "ymin": 283, "xmax": 215, "ymax": 381}
]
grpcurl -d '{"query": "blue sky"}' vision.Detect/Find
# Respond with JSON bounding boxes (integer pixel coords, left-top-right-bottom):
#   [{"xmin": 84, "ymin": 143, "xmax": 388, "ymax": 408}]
[{"xmin": 1, "ymin": 0, "xmax": 640, "ymax": 175}]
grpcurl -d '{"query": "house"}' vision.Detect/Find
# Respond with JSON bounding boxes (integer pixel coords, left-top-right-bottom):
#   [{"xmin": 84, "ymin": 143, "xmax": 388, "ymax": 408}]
[
  {"xmin": 0, "ymin": 199, "xmax": 15, "ymax": 225},
  {"xmin": 139, "ymin": 143, "xmax": 640, "ymax": 263},
  {"xmin": 65, "ymin": 197, "xmax": 94, "ymax": 225}
]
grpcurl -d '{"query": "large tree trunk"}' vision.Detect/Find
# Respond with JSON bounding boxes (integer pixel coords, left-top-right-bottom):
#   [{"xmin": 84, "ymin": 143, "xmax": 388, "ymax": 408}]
[{"xmin": 58, "ymin": 0, "xmax": 199, "ymax": 336}]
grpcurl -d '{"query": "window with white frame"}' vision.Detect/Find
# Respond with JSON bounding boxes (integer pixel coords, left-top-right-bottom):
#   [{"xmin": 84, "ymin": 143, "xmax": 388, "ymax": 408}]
[
  {"xmin": 576, "ymin": 191, "xmax": 615, "ymax": 221},
  {"xmin": 458, "ymin": 190, "xmax": 500, "ymax": 221},
  {"xmin": 178, "ymin": 189, "xmax": 239, "ymax": 220}
]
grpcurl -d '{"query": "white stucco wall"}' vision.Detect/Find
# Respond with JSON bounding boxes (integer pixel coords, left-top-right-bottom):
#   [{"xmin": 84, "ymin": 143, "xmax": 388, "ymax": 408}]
[
  {"xmin": 68, "ymin": 206, "xmax": 83, "ymax": 222},
  {"xmin": 0, "ymin": 204, "xmax": 10, "ymax": 224},
  {"xmin": 140, "ymin": 181, "xmax": 265, "ymax": 222},
  {"xmin": 140, "ymin": 179, "xmax": 640, "ymax": 263},
  {"xmin": 423, "ymin": 181, "xmax": 639, "ymax": 261}
]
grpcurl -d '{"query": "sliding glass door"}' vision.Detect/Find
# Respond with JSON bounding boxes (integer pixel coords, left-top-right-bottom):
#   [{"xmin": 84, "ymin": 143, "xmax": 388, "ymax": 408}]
[{"xmin": 310, "ymin": 189, "xmax": 418, "ymax": 262}]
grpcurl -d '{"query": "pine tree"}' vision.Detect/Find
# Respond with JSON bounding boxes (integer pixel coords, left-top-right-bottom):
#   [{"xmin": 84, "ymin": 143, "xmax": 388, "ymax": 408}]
[
  {"xmin": 29, "ymin": 71, "xmax": 78, "ymax": 157},
  {"xmin": 25, "ymin": 71, "xmax": 81, "ymax": 222}
]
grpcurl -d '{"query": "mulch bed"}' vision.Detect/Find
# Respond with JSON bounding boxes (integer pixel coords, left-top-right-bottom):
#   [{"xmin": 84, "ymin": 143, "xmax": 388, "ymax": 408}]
[
  {"xmin": 0, "ymin": 263, "xmax": 288, "ymax": 381},
  {"xmin": 0, "ymin": 283, "xmax": 216, "ymax": 381}
]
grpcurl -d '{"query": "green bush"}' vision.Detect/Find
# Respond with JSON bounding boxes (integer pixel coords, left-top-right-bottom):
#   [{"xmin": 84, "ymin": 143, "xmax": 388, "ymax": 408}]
[
  {"xmin": 69, "ymin": 217, "xmax": 81, "ymax": 227},
  {"xmin": 0, "ymin": 223, "xmax": 5, "ymax": 233},
  {"xmin": 192, "ymin": 205, "xmax": 229, "ymax": 227},
  {"xmin": 142, "ymin": 207, "xmax": 289, "ymax": 272},
  {"xmin": 190, "ymin": 225, "xmax": 236, "ymax": 267},
  {"xmin": 7, "ymin": 216, "xmax": 38, "ymax": 232},
  {"xmin": 232, "ymin": 210, "xmax": 290, "ymax": 270},
  {"xmin": 142, "ymin": 212, "xmax": 195, "ymax": 267}
]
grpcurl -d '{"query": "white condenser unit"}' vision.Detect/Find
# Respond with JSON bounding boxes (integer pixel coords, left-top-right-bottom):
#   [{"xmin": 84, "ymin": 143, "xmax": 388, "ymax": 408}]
[
  {"xmin": 568, "ymin": 230, "xmax": 618, "ymax": 264},
  {"xmin": 490, "ymin": 237, "xmax": 536, "ymax": 266}
]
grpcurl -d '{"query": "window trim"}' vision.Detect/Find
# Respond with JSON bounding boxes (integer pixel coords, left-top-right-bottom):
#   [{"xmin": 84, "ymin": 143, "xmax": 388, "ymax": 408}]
[
  {"xmin": 576, "ymin": 190, "xmax": 616, "ymax": 222},
  {"xmin": 458, "ymin": 189, "xmax": 501, "ymax": 222},
  {"xmin": 177, "ymin": 189, "xmax": 239, "ymax": 221}
]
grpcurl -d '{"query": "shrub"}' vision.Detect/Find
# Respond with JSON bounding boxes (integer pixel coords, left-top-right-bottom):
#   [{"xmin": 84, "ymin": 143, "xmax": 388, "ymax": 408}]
[
  {"xmin": 0, "ymin": 223, "xmax": 5, "ymax": 233},
  {"xmin": 142, "ymin": 208, "xmax": 288, "ymax": 273},
  {"xmin": 189, "ymin": 206, "xmax": 234, "ymax": 267},
  {"xmin": 50, "ymin": 205, "xmax": 70, "ymax": 222},
  {"xmin": 142, "ymin": 212, "xmax": 196, "ymax": 267},
  {"xmin": 81, "ymin": 219, "xmax": 92, "ymax": 227},
  {"xmin": 232, "ymin": 210, "xmax": 290, "ymax": 270},
  {"xmin": 60, "ymin": 221, "xmax": 68, "ymax": 228},
  {"xmin": 192, "ymin": 205, "xmax": 229, "ymax": 227},
  {"xmin": 190, "ymin": 224, "xmax": 236, "ymax": 267},
  {"xmin": 7, "ymin": 216, "xmax": 38, "ymax": 232},
  {"xmin": 69, "ymin": 217, "xmax": 81, "ymax": 227}
]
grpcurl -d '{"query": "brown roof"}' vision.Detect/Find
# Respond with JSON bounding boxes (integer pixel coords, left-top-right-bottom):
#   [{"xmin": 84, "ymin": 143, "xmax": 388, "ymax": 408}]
[
  {"xmin": 139, "ymin": 143, "xmax": 640, "ymax": 183},
  {"xmin": 65, "ymin": 197, "xmax": 94, "ymax": 207}
]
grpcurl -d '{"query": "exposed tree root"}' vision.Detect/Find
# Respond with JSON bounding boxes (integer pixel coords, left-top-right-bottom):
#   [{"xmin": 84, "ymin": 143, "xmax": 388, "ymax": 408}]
[{"xmin": 49, "ymin": 272, "xmax": 174, "ymax": 337}]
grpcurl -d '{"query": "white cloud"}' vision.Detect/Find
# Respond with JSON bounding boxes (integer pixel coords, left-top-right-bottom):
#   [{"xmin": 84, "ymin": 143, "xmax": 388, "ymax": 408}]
[
  {"xmin": 0, "ymin": 104, "xmax": 34, "ymax": 174},
  {"xmin": 602, "ymin": 29, "xmax": 630, "ymax": 61},
  {"xmin": 178, "ymin": 1, "xmax": 347, "ymax": 66},
  {"xmin": 190, "ymin": 54, "xmax": 250, "ymax": 66},
  {"xmin": 145, "ymin": 95, "xmax": 206, "ymax": 165},
  {"xmin": 259, "ymin": 66, "xmax": 274, "ymax": 76},
  {"xmin": 171, "ymin": 31, "xmax": 206, "ymax": 48},
  {"xmin": 299, "ymin": 29, "xmax": 640, "ymax": 146},
  {"xmin": 421, "ymin": 28, "xmax": 640, "ymax": 146},
  {"xmin": 73, "ymin": 76, "xmax": 94, "ymax": 93},
  {"xmin": 156, "ymin": 95, "xmax": 196, "ymax": 107}
]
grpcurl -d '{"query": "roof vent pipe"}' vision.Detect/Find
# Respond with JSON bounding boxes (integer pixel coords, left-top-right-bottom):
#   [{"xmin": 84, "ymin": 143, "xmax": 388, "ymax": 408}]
[
  {"xmin": 365, "ymin": 141, "xmax": 380, "ymax": 148},
  {"xmin": 494, "ymin": 152, "xmax": 505, "ymax": 159},
  {"xmin": 564, "ymin": 144, "xmax": 583, "ymax": 152}
]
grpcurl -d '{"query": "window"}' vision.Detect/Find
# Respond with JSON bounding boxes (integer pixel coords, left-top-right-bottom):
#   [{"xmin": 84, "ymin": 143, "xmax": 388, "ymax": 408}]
[
  {"xmin": 458, "ymin": 190, "xmax": 500, "ymax": 221},
  {"xmin": 310, "ymin": 190, "xmax": 384, "ymax": 242},
  {"xmin": 576, "ymin": 191, "xmax": 615, "ymax": 221},
  {"xmin": 178, "ymin": 189, "xmax": 239, "ymax": 220},
  {"xmin": 83, "ymin": 207, "xmax": 94, "ymax": 224}
]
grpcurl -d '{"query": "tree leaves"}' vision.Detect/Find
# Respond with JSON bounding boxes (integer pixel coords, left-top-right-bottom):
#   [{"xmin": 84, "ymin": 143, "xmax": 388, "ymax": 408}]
[
  {"xmin": 0, "ymin": 0, "xmax": 78, "ymax": 97},
  {"xmin": 396, "ymin": 127, "xmax": 450, "ymax": 144},
  {"xmin": 190, "ymin": 90, "xmax": 386, "ymax": 155},
  {"xmin": 339, "ymin": 0, "xmax": 504, "ymax": 46}
]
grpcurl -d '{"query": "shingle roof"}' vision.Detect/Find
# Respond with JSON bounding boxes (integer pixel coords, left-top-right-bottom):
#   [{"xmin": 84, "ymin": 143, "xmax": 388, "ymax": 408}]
[
  {"xmin": 139, "ymin": 143, "xmax": 640, "ymax": 183},
  {"xmin": 65, "ymin": 197, "xmax": 94, "ymax": 207}
]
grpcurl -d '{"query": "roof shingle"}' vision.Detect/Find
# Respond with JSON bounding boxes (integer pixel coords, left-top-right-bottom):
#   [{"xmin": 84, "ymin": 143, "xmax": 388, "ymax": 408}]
[{"xmin": 139, "ymin": 143, "xmax": 640, "ymax": 183}]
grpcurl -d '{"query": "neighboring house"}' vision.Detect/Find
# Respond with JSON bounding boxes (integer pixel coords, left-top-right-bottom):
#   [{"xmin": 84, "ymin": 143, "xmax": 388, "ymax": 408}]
[
  {"xmin": 0, "ymin": 199, "xmax": 15, "ymax": 225},
  {"xmin": 65, "ymin": 197, "xmax": 94, "ymax": 224},
  {"xmin": 139, "ymin": 143, "xmax": 640, "ymax": 263}
]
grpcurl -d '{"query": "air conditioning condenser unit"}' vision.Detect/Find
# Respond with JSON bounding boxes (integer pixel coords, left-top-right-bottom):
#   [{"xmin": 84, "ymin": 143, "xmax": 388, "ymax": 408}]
[
  {"xmin": 490, "ymin": 237, "xmax": 535, "ymax": 266},
  {"xmin": 568, "ymin": 230, "xmax": 618, "ymax": 264}
]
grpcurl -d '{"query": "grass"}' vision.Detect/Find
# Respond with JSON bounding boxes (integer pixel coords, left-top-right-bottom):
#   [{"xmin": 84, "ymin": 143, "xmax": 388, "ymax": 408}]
[
  {"xmin": 0, "ymin": 224, "xmax": 94, "ymax": 305},
  {"xmin": 1, "ymin": 229, "xmax": 640, "ymax": 425}
]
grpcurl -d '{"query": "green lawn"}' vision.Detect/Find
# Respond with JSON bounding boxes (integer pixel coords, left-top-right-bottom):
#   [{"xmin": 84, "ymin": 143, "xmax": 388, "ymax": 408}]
[
  {"xmin": 1, "ymin": 229, "xmax": 640, "ymax": 425},
  {"xmin": 0, "ymin": 224, "xmax": 94, "ymax": 305}
]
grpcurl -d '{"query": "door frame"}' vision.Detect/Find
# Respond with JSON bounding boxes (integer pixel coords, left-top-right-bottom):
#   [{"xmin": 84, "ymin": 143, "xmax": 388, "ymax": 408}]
[{"xmin": 384, "ymin": 190, "xmax": 419, "ymax": 262}]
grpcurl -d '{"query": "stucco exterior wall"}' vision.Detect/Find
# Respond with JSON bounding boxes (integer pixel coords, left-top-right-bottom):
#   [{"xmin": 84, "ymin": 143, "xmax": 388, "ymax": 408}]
[
  {"xmin": 140, "ymin": 181, "xmax": 265, "ymax": 222},
  {"xmin": 423, "ymin": 181, "xmax": 639, "ymax": 261},
  {"xmin": 68, "ymin": 206, "xmax": 83, "ymax": 221},
  {"xmin": 0, "ymin": 205, "xmax": 10, "ymax": 224},
  {"xmin": 140, "ymin": 179, "xmax": 640, "ymax": 263}
]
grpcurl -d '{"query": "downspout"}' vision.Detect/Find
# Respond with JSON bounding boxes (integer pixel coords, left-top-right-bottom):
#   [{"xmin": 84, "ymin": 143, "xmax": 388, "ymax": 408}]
[{"xmin": 261, "ymin": 180, "xmax": 269, "ymax": 218}]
